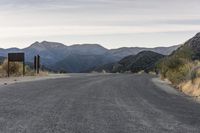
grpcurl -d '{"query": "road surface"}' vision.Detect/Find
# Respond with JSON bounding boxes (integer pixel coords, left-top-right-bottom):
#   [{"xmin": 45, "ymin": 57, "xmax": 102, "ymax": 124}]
[{"xmin": 0, "ymin": 73, "xmax": 200, "ymax": 133}]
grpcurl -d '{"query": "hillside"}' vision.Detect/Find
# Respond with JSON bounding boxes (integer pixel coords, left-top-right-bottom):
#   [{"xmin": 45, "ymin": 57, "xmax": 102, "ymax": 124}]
[
  {"xmin": 68, "ymin": 44, "xmax": 108, "ymax": 55},
  {"xmin": 158, "ymin": 32, "xmax": 200, "ymax": 84},
  {"xmin": 93, "ymin": 51, "xmax": 165, "ymax": 73},
  {"xmin": 52, "ymin": 54, "xmax": 115, "ymax": 73},
  {"xmin": 24, "ymin": 41, "xmax": 69, "ymax": 66},
  {"xmin": 171, "ymin": 32, "xmax": 200, "ymax": 60},
  {"xmin": 156, "ymin": 32, "xmax": 200, "ymax": 98}
]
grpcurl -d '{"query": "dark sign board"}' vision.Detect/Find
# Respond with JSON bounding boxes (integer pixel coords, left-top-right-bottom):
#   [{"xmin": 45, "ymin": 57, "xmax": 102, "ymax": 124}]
[
  {"xmin": 7, "ymin": 53, "xmax": 25, "ymax": 77},
  {"xmin": 8, "ymin": 53, "xmax": 24, "ymax": 62}
]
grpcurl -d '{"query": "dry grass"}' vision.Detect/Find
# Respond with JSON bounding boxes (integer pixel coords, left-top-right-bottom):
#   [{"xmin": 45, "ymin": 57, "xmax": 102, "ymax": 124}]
[
  {"xmin": 159, "ymin": 60, "xmax": 200, "ymax": 98},
  {"xmin": 0, "ymin": 59, "xmax": 48, "ymax": 77},
  {"xmin": 35, "ymin": 71, "xmax": 49, "ymax": 76},
  {"xmin": 179, "ymin": 78, "xmax": 200, "ymax": 97},
  {"xmin": 178, "ymin": 63, "xmax": 200, "ymax": 98},
  {"xmin": 1, "ymin": 60, "xmax": 21, "ymax": 76},
  {"xmin": 0, "ymin": 65, "xmax": 7, "ymax": 77}
]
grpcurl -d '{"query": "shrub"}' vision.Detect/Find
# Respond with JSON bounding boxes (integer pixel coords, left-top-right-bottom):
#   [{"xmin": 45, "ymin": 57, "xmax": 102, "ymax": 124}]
[
  {"xmin": 190, "ymin": 66, "xmax": 200, "ymax": 83},
  {"xmin": 157, "ymin": 57, "xmax": 184, "ymax": 78},
  {"xmin": 25, "ymin": 65, "xmax": 35, "ymax": 76},
  {"xmin": 157, "ymin": 56, "xmax": 192, "ymax": 84},
  {"xmin": 173, "ymin": 46, "xmax": 194, "ymax": 60},
  {"xmin": 166, "ymin": 64, "xmax": 190, "ymax": 85},
  {"xmin": 0, "ymin": 59, "xmax": 44, "ymax": 77},
  {"xmin": 1, "ymin": 60, "xmax": 22, "ymax": 76}
]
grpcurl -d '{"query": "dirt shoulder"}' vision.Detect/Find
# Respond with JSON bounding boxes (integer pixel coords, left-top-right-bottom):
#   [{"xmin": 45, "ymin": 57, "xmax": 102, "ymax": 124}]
[
  {"xmin": 152, "ymin": 77, "xmax": 200, "ymax": 102},
  {"xmin": 152, "ymin": 77, "xmax": 181, "ymax": 96},
  {"xmin": 0, "ymin": 74, "xmax": 70, "ymax": 87}
]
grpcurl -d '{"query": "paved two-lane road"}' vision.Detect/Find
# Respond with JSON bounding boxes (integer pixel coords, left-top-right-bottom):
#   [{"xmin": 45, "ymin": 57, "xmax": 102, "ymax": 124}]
[{"xmin": 0, "ymin": 74, "xmax": 200, "ymax": 133}]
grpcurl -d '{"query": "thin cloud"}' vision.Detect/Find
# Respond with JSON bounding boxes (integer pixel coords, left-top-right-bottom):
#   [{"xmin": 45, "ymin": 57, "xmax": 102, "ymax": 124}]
[{"xmin": 0, "ymin": 0, "xmax": 200, "ymax": 48}]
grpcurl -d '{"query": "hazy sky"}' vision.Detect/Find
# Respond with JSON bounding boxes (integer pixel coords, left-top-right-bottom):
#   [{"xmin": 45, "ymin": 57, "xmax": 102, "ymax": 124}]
[{"xmin": 0, "ymin": 0, "xmax": 200, "ymax": 49}]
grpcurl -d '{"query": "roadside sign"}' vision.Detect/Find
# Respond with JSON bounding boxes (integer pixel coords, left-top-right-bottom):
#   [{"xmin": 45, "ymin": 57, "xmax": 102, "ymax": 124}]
[
  {"xmin": 7, "ymin": 53, "xmax": 25, "ymax": 77},
  {"xmin": 8, "ymin": 53, "xmax": 24, "ymax": 62}
]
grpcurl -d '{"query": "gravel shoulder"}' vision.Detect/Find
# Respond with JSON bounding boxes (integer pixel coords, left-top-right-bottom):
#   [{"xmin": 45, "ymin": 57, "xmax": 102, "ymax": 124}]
[
  {"xmin": 152, "ymin": 77, "xmax": 181, "ymax": 96},
  {"xmin": 0, "ymin": 74, "xmax": 70, "ymax": 87}
]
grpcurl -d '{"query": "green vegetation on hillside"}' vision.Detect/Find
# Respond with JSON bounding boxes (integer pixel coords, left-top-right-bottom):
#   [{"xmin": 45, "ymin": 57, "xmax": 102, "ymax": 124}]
[
  {"xmin": 91, "ymin": 51, "xmax": 165, "ymax": 73},
  {"xmin": 112, "ymin": 51, "xmax": 165, "ymax": 73},
  {"xmin": 157, "ymin": 32, "xmax": 200, "ymax": 87},
  {"xmin": 157, "ymin": 46, "xmax": 194, "ymax": 85}
]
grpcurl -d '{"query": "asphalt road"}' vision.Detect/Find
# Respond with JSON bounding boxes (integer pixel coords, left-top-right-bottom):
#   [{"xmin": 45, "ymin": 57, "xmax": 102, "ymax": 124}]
[{"xmin": 0, "ymin": 74, "xmax": 200, "ymax": 133}]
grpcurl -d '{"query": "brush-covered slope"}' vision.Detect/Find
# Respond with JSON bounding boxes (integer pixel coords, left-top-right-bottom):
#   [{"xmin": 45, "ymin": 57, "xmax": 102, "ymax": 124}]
[
  {"xmin": 113, "ymin": 51, "xmax": 165, "ymax": 73},
  {"xmin": 171, "ymin": 32, "xmax": 200, "ymax": 60},
  {"xmin": 92, "ymin": 51, "xmax": 165, "ymax": 73},
  {"xmin": 157, "ymin": 32, "xmax": 200, "ymax": 85}
]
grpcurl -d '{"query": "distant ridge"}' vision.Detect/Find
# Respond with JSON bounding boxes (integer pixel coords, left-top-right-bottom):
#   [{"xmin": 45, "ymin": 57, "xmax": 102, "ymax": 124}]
[
  {"xmin": 109, "ymin": 45, "xmax": 179, "ymax": 59},
  {"xmin": 0, "ymin": 41, "xmax": 180, "ymax": 72}
]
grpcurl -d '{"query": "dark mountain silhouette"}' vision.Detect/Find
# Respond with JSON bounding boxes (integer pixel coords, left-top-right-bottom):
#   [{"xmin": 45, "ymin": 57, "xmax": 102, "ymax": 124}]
[
  {"xmin": 68, "ymin": 44, "xmax": 108, "ymax": 55},
  {"xmin": 92, "ymin": 51, "xmax": 165, "ymax": 73},
  {"xmin": 51, "ymin": 54, "xmax": 115, "ymax": 73}
]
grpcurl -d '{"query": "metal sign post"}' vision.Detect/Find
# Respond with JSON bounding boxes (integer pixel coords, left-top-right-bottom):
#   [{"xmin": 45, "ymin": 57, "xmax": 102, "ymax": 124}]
[
  {"xmin": 34, "ymin": 55, "xmax": 40, "ymax": 74},
  {"xmin": 37, "ymin": 55, "xmax": 40, "ymax": 74},
  {"xmin": 34, "ymin": 56, "xmax": 37, "ymax": 73},
  {"xmin": 8, "ymin": 53, "xmax": 25, "ymax": 77}
]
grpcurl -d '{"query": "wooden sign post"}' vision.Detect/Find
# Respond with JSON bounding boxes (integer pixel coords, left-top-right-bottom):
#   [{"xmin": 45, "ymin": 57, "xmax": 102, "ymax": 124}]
[{"xmin": 8, "ymin": 53, "xmax": 25, "ymax": 77}]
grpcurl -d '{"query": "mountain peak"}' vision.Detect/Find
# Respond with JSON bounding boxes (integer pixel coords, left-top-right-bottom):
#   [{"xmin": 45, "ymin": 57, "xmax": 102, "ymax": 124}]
[{"xmin": 29, "ymin": 41, "xmax": 66, "ymax": 49}]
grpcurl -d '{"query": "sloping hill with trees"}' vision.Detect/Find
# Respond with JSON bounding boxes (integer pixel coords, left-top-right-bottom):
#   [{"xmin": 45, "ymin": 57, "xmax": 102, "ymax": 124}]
[
  {"xmin": 92, "ymin": 51, "xmax": 165, "ymax": 73},
  {"xmin": 113, "ymin": 51, "xmax": 165, "ymax": 73},
  {"xmin": 157, "ymin": 32, "xmax": 200, "ymax": 98}
]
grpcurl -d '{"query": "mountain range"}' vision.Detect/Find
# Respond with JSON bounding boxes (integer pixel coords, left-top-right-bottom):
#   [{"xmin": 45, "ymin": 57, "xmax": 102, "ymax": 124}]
[
  {"xmin": 0, "ymin": 41, "xmax": 180, "ymax": 72},
  {"xmin": 96, "ymin": 33, "xmax": 200, "ymax": 73}
]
